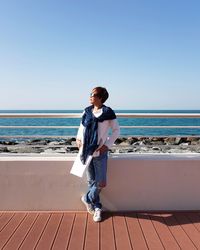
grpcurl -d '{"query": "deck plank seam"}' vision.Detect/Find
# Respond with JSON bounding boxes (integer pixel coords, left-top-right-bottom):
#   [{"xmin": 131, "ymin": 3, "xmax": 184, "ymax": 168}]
[
  {"xmin": 111, "ymin": 215, "xmax": 117, "ymax": 250},
  {"xmin": 125, "ymin": 212, "xmax": 149, "ymax": 250},
  {"xmin": 50, "ymin": 213, "xmax": 64, "ymax": 250},
  {"xmin": 82, "ymin": 212, "xmax": 88, "ymax": 250},
  {"xmin": 150, "ymin": 214, "xmax": 166, "ymax": 250},
  {"xmin": 158, "ymin": 213, "xmax": 181, "ymax": 250},
  {"xmin": 185, "ymin": 213, "xmax": 200, "ymax": 233},
  {"xmin": 139, "ymin": 213, "xmax": 164, "ymax": 250},
  {"xmin": 136, "ymin": 213, "xmax": 149, "ymax": 250},
  {"xmin": 5, "ymin": 213, "xmax": 39, "ymax": 250},
  {"xmin": 183, "ymin": 212, "xmax": 200, "ymax": 247},
  {"xmin": 174, "ymin": 213, "xmax": 198, "ymax": 249},
  {"xmin": 162, "ymin": 214, "xmax": 182, "ymax": 250},
  {"xmin": 121, "ymin": 214, "xmax": 133, "ymax": 249},
  {"xmin": 0, "ymin": 213, "xmax": 15, "ymax": 233},
  {"xmin": 124, "ymin": 214, "xmax": 134, "ymax": 250},
  {"xmin": 98, "ymin": 218, "xmax": 100, "ymax": 250},
  {"xmin": 2, "ymin": 213, "xmax": 27, "ymax": 250},
  {"xmin": 163, "ymin": 213, "xmax": 195, "ymax": 250},
  {"xmin": 66, "ymin": 213, "xmax": 76, "ymax": 250},
  {"xmin": 17, "ymin": 213, "xmax": 40, "ymax": 250},
  {"xmin": 2, "ymin": 212, "xmax": 200, "ymax": 250},
  {"xmin": 34, "ymin": 213, "xmax": 52, "ymax": 249}
]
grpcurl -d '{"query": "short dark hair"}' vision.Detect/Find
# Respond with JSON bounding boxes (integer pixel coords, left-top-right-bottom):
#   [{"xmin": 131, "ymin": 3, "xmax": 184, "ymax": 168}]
[{"xmin": 93, "ymin": 87, "xmax": 109, "ymax": 103}]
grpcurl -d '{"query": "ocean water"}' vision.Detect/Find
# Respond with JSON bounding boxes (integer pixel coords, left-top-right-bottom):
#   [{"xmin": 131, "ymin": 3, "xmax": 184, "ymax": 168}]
[{"xmin": 0, "ymin": 110, "xmax": 200, "ymax": 139}]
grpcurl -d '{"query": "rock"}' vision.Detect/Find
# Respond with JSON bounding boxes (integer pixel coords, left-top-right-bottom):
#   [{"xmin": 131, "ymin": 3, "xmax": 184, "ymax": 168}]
[
  {"xmin": 127, "ymin": 137, "xmax": 138, "ymax": 144},
  {"xmin": 114, "ymin": 138, "xmax": 125, "ymax": 145},
  {"xmin": 48, "ymin": 141, "xmax": 62, "ymax": 146},
  {"xmin": 132, "ymin": 141, "xmax": 140, "ymax": 146},
  {"xmin": 67, "ymin": 146, "xmax": 79, "ymax": 153},
  {"xmin": 188, "ymin": 138, "xmax": 200, "ymax": 145},
  {"xmin": 127, "ymin": 148, "xmax": 134, "ymax": 153},
  {"xmin": 152, "ymin": 147, "xmax": 160, "ymax": 151},
  {"xmin": 0, "ymin": 147, "xmax": 9, "ymax": 152},
  {"xmin": 164, "ymin": 137, "xmax": 175, "ymax": 145},
  {"xmin": 179, "ymin": 143, "xmax": 189, "ymax": 147},
  {"xmin": 142, "ymin": 138, "xmax": 152, "ymax": 145},
  {"xmin": 175, "ymin": 137, "xmax": 187, "ymax": 145},
  {"xmin": 7, "ymin": 146, "xmax": 43, "ymax": 153},
  {"xmin": 160, "ymin": 145, "xmax": 172, "ymax": 152},
  {"xmin": 140, "ymin": 147, "xmax": 148, "ymax": 152},
  {"xmin": 42, "ymin": 148, "xmax": 55, "ymax": 154},
  {"xmin": 27, "ymin": 139, "xmax": 49, "ymax": 145},
  {"xmin": 1, "ymin": 136, "xmax": 200, "ymax": 154},
  {"xmin": 65, "ymin": 138, "xmax": 76, "ymax": 145},
  {"xmin": 151, "ymin": 137, "xmax": 164, "ymax": 142},
  {"xmin": 120, "ymin": 141, "xmax": 132, "ymax": 146},
  {"xmin": 71, "ymin": 141, "xmax": 78, "ymax": 147},
  {"xmin": 53, "ymin": 148, "xmax": 66, "ymax": 153},
  {"xmin": 4, "ymin": 141, "xmax": 17, "ymax": 145},
  {"xmin": 150, "ymin": 137, "xmax": 165, "ymax": 145}
]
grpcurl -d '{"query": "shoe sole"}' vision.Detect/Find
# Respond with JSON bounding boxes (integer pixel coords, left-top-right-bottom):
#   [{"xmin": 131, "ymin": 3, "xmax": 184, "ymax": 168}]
[{"xmin": 93, "ymin": 218, "xmax": 101, "ymax": 222}]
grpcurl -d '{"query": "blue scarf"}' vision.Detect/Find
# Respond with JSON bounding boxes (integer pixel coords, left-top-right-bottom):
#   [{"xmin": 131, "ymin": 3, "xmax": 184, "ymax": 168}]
[{"xmin": 80, "ymin": 105, "xmax": 116, "ymax": 164}]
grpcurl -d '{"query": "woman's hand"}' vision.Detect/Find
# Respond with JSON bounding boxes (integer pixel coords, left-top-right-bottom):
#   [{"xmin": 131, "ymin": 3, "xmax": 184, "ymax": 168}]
[
  {"xmin": 76, "ymin": 139, "xmax": 82, "ymax": 149},
  {"xmin": 96, "ymin": 145, "xmax": 108, "ymax": 155}
]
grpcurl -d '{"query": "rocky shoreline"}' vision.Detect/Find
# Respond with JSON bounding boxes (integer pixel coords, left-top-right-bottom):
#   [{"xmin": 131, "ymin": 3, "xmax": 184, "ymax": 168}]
[{"xmin": 0, "ymin": 137, "xmax": 200, "ymax": 154}]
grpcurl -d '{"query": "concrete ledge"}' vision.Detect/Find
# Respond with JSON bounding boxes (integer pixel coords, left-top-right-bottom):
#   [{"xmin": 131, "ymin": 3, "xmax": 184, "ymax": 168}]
[{"xmin": 0, "ymin": 153, "xmax": 200, "ymax": 211}]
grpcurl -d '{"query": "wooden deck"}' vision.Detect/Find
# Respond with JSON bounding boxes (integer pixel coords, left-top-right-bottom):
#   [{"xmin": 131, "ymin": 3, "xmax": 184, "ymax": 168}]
[{"xmin": 1, "ymin": 212, "xmax": 200, "ymax": 249}]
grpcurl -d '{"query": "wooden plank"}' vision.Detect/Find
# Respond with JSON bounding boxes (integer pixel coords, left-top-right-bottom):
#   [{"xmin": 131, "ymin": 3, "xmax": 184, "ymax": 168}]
[
  {"xmin": 3, "ymin": 213, "xmax": 38, "ymax": 250},
  {"xmin": 1, "ymin": 211, "xmax": 199, "ymax": 250},
  {"xmin": 51, "ymin": 213, "xmax": 75, "ymax": 250},
  {"xmin": 185, "ymin": 212, "xmax": 200, "ymax": 232},
  {"xmin": 162, "ymin": 213, "xmax": 196, "ymax": 250},
  {"xmin": 113, "ymin": 213, "xmax": 132, "ymax": 250},
  {"xmin": 84, "ymin": 213, "xmax": 99, "ymax": 250},
  {"xmin": 35, "ymin": 213, "xmax": 63, "ymax": 250},
  {"xmin": 137, "ymin": 213, "xmax": 164, "ymax": 249},
  {"xmin": 19, "ymin": 213, "xmax": 51, "ymax": 250},
  {"xmin": 67, "ymin": 213, "xmax": 87, "ymax": 250},
  {"xmin": 125, "ymin": 212, "xmax": 148, "ymax": 250},
  {"xmin": 150, "ymin": 213, "xmax": 180, "ymax": 250},
  {"xmin": 0, "ymin": 213, "xmax": 26, "ymax": 249},
  {"xmin": 0, "ymin": 213, "xmax": 15, "ymax": 232},
  {"xmin": 174, "ymin": 212, "xmax": 200, "ymax": 249},
  {"xmin": 100, "ymin": 212, "xmax": 115, "ymax": 250}
]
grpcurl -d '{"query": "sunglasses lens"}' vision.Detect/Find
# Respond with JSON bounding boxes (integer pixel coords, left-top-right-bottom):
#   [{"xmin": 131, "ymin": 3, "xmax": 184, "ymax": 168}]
[{"xmin": 90, "ymin": 93, "xmax": 98, "ymax": 97}]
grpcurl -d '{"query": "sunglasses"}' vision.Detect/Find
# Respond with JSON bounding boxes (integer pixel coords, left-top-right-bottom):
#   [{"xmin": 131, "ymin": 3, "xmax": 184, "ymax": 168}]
[{"xmin": 90, "ymin": 93, "xmax": 99, "ymax": 98}]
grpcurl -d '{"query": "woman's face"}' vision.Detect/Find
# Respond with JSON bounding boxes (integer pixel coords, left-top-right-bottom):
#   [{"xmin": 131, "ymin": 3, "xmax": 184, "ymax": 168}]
[{"xmin": 89, "ymin": 89, "xmax": 102, "ymax": 106}]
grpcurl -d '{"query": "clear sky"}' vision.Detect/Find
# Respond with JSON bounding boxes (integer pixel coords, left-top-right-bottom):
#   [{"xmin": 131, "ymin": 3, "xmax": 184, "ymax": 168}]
[{"xmin": 0, "ymin": 0, "xmax": 200, "ymax": 110}]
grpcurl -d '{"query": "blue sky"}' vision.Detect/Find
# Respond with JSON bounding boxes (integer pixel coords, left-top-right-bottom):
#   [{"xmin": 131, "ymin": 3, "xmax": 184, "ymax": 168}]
[{"xmin": 0, "ymin": 0, "xmax": 200, "ymax": 110}]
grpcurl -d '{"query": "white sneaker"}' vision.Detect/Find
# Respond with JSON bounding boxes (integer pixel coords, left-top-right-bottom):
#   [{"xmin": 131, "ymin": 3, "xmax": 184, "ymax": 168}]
[
  {"xmin": 81, "ymin": 196, "xmax": 94, "ymax": 214},
  {"xmin": 93, "ymin": 208, "xmax": 102, "ymax": 222}
]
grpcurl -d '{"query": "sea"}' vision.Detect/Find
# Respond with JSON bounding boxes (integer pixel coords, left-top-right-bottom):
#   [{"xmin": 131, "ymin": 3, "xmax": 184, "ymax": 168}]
[{"xmin": 0, "ymin": 110, "xmax": 200, "ymax": 140}]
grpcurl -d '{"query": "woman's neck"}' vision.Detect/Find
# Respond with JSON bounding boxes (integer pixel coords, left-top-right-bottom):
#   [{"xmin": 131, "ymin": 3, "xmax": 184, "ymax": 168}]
[{"xmin": 93, "ymin": 104, "xmax": 103, "ymax": 112}]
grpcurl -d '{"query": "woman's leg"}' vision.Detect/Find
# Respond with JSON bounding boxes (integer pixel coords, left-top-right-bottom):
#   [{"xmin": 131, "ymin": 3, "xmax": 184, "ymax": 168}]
[{"xmin": 85, "ymin": 152, "xmax": 108, "ymax": 209}]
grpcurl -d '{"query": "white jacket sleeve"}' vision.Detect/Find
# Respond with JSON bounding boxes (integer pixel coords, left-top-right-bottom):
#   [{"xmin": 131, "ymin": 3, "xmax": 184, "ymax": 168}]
[
  {"xmin": 104, "ymin": 119, "xmax": 120, "ymax": 149},
  {"xmin": 76, "ymin": 111, "xmax": 85, "ymax": 142},
  {"xmin": 76, "ymin": 123, "xmax": 84, "ymax": 142}
]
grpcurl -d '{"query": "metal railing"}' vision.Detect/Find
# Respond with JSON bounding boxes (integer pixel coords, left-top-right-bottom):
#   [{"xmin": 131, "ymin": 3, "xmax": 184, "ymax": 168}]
[{"xmin": 0, "ymin": 112, "xmax": 200, "ymax": 139}]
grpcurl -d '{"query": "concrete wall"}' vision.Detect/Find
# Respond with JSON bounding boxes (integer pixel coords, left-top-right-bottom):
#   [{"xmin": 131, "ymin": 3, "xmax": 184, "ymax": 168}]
[{"xmin": 0, "ymin": 154, "xmax": 200, "ymax": 211}]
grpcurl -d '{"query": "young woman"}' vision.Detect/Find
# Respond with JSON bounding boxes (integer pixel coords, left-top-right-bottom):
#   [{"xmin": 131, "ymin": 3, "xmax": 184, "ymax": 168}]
[{"xmin": 76, "ymin": 87, "xmax": 120, "ymax": 222}]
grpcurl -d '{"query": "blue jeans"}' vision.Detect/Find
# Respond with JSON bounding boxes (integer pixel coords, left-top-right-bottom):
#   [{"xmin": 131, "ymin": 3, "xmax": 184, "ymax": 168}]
[{"xmin": 85, "ymin": 151, "xmax": 108, "ymax": 209}]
